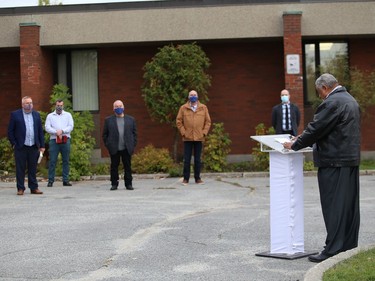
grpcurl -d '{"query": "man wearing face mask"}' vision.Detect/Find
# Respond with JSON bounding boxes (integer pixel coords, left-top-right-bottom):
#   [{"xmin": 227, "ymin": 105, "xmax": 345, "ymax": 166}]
[
  {"xmin": 8, "ymin": 96, "xmax": 45, "ymax": 195},
  {"xmin": 45, "ymin": 100, "xmax": 74, "ymax": 187},
  {"xmin": 271, "ymin": 89, "xmax": 301, "ymax": 136},
  {"xmin": 102, "ymin": 100, "xmax": 137, "ymax": 191},
  {"xmin": 176, "ymin": 90, "xmax": 211, "ymax": 185}
]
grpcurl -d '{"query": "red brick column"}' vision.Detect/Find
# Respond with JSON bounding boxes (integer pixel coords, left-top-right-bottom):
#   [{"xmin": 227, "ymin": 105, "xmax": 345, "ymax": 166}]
[
  {"xmin": 283, "ymin": 12, "xmax": 304, "ymax": 133},
  {"xmin": 19, "ymin": 23, "xmax": 53, "ymax": 110}
]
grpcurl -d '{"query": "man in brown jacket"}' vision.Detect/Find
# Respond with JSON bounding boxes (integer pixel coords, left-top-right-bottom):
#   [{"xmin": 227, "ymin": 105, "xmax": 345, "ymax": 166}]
[{"xmin": 176, "ymin": 90, "xmax": 211, "ymax": 185}]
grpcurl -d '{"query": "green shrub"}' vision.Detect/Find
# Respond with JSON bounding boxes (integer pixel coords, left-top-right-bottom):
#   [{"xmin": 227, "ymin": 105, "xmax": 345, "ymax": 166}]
[
  {"xmin": 168, "ymin": 163, "xmax": 183, "ymax": 177},
  {"xmin": 203, "ymin": 122, "xmax": 231, "ymax": 172},
  {"xmin": 303, "ymin": 160, "xmax": 315, "ymax": 171},
  {"xmin": 91, "ymin": 163, "xmax": 110, "ymax": 175},
  {"xmin": 132, "ymin": 144, "xmax": 174, "ymax": 174},
  {"xmin": 0, "ymin": 138, "xmax": 15, "ymax": 174},
  {"xmin": 251, "ymin": 123, "xmax": 275, "ymax": 171}
]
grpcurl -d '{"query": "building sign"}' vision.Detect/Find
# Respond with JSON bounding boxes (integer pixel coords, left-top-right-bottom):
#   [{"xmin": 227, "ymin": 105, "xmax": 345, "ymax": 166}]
[{"xmin": 286, "ymin": 54, "xmax": 300, "ymax": 74}]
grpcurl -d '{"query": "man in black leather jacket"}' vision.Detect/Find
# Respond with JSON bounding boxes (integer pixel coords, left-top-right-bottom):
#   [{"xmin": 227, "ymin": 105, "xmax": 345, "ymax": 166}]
[{"xmin": 283, "ymin": 73, "xmax": 361, "ymax": 263}]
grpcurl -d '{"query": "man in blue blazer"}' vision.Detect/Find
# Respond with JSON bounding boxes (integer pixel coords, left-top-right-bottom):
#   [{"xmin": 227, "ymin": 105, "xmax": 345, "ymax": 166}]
[
  {"xmin": 272, "ymin": 89, "xmax": 301, "ymax": 136},
  {"xmin": 8, "ymin": 96, "xmax": 45, "ymax": 195},
  {"xmin": 102, "ymin": 100, "xmax": 137, "ymax": 191}
]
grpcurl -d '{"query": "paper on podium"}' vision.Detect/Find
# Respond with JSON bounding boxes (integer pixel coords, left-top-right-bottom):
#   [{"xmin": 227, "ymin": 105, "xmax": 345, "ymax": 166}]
[{"xmin": 251, "ymin": 134, "xmax": 312, "ymax": 154}]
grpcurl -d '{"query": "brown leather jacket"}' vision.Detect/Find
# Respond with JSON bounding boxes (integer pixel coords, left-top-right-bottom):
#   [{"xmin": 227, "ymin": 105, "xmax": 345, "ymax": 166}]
[{"xmin": 176, "ymin": 101, "xmax": 211, "ymax": 141}]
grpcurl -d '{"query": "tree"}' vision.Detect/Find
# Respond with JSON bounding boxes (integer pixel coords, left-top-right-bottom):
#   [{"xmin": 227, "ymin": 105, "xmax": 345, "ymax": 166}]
[
  {"xmin": 320, "ymin": 55, "xmax": 375, "ymax": 116},
  {"xmin": 141, "ymin": 43, "xmax": 211, "ymax": 161},
  {"xmin": 39, "ymin": 0, "xmax": 63, "ymax": 5},
  {"xmin": 39, "ymin": 0, "xmax": 50, "ymax": 5}
]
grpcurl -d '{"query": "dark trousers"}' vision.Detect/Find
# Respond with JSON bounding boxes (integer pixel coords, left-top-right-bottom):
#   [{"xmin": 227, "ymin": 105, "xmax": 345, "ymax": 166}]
[
  {"xmin": 110, "ymin": 149, "xmax": 132, "ymax": 187},
  {"xmin": 15, "ymin": 145, "xmax": 39, "ymax": 191},
  {"xmin": 183, "ymin": 141, "xmax": 202, "ymax": 182},
  {"xmin": 317, "ymin": 166, "xmax": 360, "ymax": 256}
]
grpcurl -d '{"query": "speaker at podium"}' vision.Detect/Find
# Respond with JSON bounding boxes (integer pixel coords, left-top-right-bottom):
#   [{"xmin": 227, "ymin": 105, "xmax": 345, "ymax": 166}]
[{"xmin": 251, "ymin": 134, "xmax": 317, "ymax": 259}]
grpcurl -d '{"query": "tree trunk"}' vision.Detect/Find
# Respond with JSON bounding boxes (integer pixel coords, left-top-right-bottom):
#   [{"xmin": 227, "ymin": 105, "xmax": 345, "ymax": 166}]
[{"xmin": 173, "ymin": 128, "xmax": 179, "ymax": 163}]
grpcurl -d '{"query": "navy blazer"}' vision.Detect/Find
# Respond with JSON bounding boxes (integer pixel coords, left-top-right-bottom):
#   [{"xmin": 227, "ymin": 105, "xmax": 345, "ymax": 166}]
[
  {"xmin": 102, "ymin": 114, "xmax": 137, "ymax": 156},
  {"xmin": 8, "ymin": 109, "xmax": 45, "ymax": 150},
  {"xmin": 271, "ymin": 103, "xmax": 301, "ymax": 136}
]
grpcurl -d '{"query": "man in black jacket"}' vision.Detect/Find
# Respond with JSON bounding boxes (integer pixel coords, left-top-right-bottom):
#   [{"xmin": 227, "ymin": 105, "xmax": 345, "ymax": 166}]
[
  {"xmin": 102, "ymin": 100, "xmax": 137, "ymax": 191},
  {"xmin": 272, "ymin": 89, "xmax": 301, "ymax": 136},
  {"xmin": 283, "ymin": 73, "xmax": 361, "ymax": 263}
]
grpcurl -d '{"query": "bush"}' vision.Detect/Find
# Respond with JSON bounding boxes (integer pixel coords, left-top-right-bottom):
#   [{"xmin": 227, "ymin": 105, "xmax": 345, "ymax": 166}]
[
  {"xmin": 203, "ymin": 122, "xmax": 231, "ymax": 172},
  {"xmin": 132, "ymin": 144, "xmax": 174, "ymax": 174},
  {"xmin": 91, "ymin": 163, "xmax": 110, "ymax": 175},
  {"xmin": 303, "ymin": 160, "xmax": 315, "ymax": 171},
  {"xmin": 168, "ymin": 163, "xmax": 183, "ymax": 177},
  {"xmin": 0, "ymin": 138, "xmax": 15, "ymax": 174},
  {"xmin": 251, "ymin": 123, "xmax": 275, "ymax": 171}
]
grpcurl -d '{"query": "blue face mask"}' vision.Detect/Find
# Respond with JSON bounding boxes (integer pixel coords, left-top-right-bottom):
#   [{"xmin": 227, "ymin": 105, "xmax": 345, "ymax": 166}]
[
  {"xmin": 281, "ymin": 96, "xmax": 289, "ymax": 103},
  {"xmin": 189, "ymin": 96, "xmax": 198, "ymax": 103},
  {"xmin": 114, "ymin": 107, "xmax": 124, "ymax": 115}
]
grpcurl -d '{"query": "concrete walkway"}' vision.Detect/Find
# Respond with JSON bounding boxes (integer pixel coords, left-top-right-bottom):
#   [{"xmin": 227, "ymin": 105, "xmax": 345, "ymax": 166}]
[{"xmin": 0, "ymin": 174, "xmax": 374, "ymax": 281}]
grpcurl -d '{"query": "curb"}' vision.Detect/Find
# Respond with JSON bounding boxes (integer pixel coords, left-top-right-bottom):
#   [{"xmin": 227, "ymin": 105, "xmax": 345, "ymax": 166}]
[
  {"xmin": 2, "ymin": 170, "xmax": 375, "ymax": 182},
  {"xmin": 304, "ymin": 244, "xmax": 375, "ymax": 281}
]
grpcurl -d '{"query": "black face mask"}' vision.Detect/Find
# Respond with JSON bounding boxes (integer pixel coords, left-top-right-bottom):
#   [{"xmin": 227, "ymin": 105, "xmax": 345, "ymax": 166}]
[{"xmin": 56, "ymin": 106, "xmax": 63, "ymax": 114}]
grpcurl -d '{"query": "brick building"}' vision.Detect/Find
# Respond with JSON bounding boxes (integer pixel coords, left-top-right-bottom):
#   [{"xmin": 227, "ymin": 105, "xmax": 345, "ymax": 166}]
[{"xmin": 1, "ymin": 0, "xmax": 375, "ymax": 161}]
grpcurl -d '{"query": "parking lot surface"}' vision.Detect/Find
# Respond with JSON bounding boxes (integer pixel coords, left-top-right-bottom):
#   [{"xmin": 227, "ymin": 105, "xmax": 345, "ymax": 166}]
[{"xmin": 1, "ymin": 174, "xmax": 374, "ymax": 281}]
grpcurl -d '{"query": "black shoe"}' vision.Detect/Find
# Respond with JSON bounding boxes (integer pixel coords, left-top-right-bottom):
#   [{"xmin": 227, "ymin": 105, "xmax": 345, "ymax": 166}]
[
  {"xmin": 126, "ymin": 185, "xmax": 134, "ymax": 190},
  {"xmin": 63, "ymin": 182, "xmax": 72, "ymax": 186},
  {"xmin": 308, "ymin": 252, "xmax": 331, "ymax": 263},
  {"xmin": 110, "ymin": 185, "xmax": 118, "ymax": 190},
  {"xmin": 47, "ymin": 182, "xmax": 53, "ymax": 187}
]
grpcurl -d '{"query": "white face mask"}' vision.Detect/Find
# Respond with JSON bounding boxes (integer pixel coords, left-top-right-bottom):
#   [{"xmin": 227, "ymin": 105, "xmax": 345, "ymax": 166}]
[{"xmin": 281, "ymin": 96, "xmax": 289, "ymax": 103}]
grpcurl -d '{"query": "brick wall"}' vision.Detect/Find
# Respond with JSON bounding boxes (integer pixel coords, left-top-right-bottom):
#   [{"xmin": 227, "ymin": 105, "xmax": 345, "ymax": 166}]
[
  {"xmin": 0, "ymin": 50, "xmax": 21, "ymax": 137},
  {"xmin": 1, "ymin": 34, "xmax": 375, "ymax": 155},
  {"xmin": 349, "ymin": 38, "xmax": 375, "ymax": 151},
  {"xmin": 98, "ymin": 46, "xmax": 176, "ymax": 157},
  {"xmin": 203, "ymin": 42, "xmax": 285, "ymax": 154},
  {"xmin": 20, "ymin": 24, "xmax": 54, "ymax": 111},
  {"xmin": 98, "ymin": 41, "xmax": 285, "ymax": 156},
  {"xmin": 283, "ymin": 12, "xmax": 304, "ymax": 135}
]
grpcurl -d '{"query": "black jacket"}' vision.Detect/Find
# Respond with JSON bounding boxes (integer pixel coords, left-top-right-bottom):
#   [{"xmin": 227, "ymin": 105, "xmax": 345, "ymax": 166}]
[
  {"xmin": 271, "ymin": 103, "xmax": 300, "ymax": 136},
  {"xmin": 102, "ymin": 114, "xmax": 137, "ymax": 156},
  {"xmin": 292, "ymin": 86, "xmax": 361, "ymax": 167}
]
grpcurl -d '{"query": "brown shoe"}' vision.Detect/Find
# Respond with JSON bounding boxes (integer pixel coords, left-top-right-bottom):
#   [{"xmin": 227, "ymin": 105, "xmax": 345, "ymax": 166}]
[
  {"xmin": 30, "ymin": 189, "xmax": 43, "ymax": 195},
  {"xmin": 181, "ymin": 179, "xmax": 188, "ymax": 186},
  {"xmin": 195, "ymin": 179, "xmax": 204, "ymax": 185},
  {"xmin": 17, "ymin": 189, "xmax": 24, "ymax": 196}
]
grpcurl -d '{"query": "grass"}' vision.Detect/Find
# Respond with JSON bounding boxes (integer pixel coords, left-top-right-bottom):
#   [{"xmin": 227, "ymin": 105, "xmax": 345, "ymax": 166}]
[
  {"xmin": 323, "ymin": 248, "xmax": 375, "ymax": 281},
  {"xmin": 360, "ymin": 160, "xmax": 375, "ymax": 170}
]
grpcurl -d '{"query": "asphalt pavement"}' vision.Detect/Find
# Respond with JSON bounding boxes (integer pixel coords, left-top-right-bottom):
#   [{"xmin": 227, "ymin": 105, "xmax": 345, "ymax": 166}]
[{"xmin": 0, "ymin": 173, "xmax": 374, "ymax": 281}]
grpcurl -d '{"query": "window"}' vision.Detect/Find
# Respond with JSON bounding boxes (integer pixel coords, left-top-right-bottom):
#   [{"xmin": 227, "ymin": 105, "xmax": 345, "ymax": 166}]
[
  {"xmin": 56, "ymin": 50, "xmax": 98, "ymax": 111},
  {"xmin": 303, "ymin": 42, "xmax": 348, "ymax": 104}
]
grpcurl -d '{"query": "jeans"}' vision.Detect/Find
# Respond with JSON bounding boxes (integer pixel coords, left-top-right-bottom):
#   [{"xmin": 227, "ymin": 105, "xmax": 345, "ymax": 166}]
[
  {"xmin": 48, "ymin": 138, "xmax": 71, "ymax": 183},
  {"xmin": 183, "ymin": 141, "xmax": 202, "ymax": 182},
  {"xmin": 110, "ymin": 149, "xmax": 133, "ymax": 187}
]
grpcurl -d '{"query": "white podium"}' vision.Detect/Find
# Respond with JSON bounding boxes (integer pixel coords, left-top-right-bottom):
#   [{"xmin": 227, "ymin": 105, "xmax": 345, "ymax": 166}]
[{"xmin": 251, "ymin": 134, "xmax": 317, "ymax": 259}]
